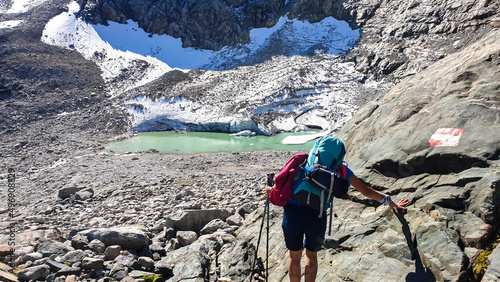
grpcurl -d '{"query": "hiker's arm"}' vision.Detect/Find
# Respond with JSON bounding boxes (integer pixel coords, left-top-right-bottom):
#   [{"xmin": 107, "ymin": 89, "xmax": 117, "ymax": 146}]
[{"xmin": 350, "ymin": 175, "xmax": 408, "ymax": 210}]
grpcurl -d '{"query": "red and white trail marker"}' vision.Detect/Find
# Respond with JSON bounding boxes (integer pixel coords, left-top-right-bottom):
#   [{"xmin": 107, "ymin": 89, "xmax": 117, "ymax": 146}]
[{"xmin": 429, "ymin": 128, "xmax": 464, "ymax": 147}]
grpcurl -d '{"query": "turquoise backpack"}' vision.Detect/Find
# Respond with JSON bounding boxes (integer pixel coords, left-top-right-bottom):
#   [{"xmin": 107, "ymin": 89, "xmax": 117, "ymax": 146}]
[{"xmin": 291, "ymin": 136, "xmax": 349, "ymax": 217}]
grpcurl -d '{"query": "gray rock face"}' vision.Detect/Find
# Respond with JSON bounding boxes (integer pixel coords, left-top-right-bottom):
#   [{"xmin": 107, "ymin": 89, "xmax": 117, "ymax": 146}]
[
  {"xmin": 332, "ymin": 28, "xmax": 500, "ymax": 281},
  {"xmin": 81, "ymin": 0, "xmax": 285, "ymax": 51}
]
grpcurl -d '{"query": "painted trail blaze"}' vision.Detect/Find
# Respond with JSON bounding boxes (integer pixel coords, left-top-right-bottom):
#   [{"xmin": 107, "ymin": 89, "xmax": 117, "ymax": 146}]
[{"xmin": 429, "ymin": 128, "xmax": 464, "ymax": 147}]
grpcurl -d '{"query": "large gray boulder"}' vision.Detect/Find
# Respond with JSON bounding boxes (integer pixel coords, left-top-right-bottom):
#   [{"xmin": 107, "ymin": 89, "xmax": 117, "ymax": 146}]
[
  {"xmin": 34, "ymin": 237, "xmax": 73, "ymax": 257},
  {"xmin": 165, "ymin": 209, "xmax": 232, "ymax": 233},
  {"xmin": 76, "ymin": 225, "xmax": 151, "ymax": 251}
]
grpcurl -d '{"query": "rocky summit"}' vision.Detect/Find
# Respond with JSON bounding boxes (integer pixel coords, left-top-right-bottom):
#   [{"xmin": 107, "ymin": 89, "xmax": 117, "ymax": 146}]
[{"xmin": 0, "ymin": 0, "xmax": 499, "ymax": 282}]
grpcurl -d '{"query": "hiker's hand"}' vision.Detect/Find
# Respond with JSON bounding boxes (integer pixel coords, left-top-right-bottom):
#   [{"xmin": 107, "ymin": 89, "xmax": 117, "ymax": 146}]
[
  {"xmin": 390, "ymin": 198, "xmax": 409, "ymax": 210},
  {"xmin": 264, "ymin": 186, "xmax": 273, "ymax": 196}
]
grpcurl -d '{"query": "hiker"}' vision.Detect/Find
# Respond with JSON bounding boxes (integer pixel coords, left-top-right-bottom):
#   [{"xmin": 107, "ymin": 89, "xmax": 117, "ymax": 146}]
[{"xmin": 264, "ymin": 136, "xmax": 409, "ymax": 282}]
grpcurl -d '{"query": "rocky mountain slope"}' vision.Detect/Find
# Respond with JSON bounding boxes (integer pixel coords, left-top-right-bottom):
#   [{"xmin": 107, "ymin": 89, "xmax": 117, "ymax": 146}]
[
  {"xmin": 81, "ymin": 0, "xmax": 499, "ymax": 79},
  {"xmin": 0, "ymin": 0, "xmax": 499, "ymax": 281}
]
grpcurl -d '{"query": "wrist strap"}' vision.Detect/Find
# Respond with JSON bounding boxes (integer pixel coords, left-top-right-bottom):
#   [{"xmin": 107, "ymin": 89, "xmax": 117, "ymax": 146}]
[{"xmin": 379, "ymin": 194, "xmax": 392, "ymax": 205}]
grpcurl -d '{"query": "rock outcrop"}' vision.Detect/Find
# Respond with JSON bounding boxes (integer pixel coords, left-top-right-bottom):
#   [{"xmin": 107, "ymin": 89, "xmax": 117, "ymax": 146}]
[{"xmin": 332, "ymin": 27, "xmax": 500, "ymax": 281}]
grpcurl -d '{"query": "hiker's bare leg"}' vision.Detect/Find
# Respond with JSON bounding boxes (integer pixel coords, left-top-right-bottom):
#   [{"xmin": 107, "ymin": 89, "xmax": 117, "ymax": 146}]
[
  {"xmin": 288, "ymin": 250, "xmax": 302, "ymax": 282},
  {"xmin": 304, "ymin": 249, "xmax": 318, "ymax": 282}
]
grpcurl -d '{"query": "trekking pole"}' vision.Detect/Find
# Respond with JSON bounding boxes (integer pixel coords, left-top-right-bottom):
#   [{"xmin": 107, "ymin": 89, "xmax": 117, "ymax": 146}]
[
  {"xmin": 328, "ymin": 203, "xmax": 333, "ymax": 236},
  {"xmin": 250, "ymin": 201, "xmax": 267, "ymax": 281},
  {"xmin": 249, "ymin": 173, "xmax": 274, "ymax": 282},
  {"xmin": 266, "ymin": 173, "xmax": 274, "ymax": 282}
]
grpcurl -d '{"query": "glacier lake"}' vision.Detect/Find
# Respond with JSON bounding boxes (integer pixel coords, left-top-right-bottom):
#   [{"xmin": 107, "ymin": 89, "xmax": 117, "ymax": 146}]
[{"xmin": 106, "ymin": 131, "xmax": 318, "ymax": 154}]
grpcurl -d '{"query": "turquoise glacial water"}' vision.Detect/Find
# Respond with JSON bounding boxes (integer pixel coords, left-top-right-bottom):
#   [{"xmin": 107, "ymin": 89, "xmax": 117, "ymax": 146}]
[{"xmin": 106, "ymin": 131, "xmax": 317, "ymax": 154}]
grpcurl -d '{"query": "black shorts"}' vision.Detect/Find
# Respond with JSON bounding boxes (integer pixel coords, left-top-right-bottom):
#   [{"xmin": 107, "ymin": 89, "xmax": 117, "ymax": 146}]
[{"xmin": 282, "ymin": 203, "xmax": 327, "ymax": 252}]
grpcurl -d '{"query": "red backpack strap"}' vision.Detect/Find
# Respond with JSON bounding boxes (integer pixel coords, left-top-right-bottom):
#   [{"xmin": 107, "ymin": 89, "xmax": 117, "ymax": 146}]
[{"xmin": 337, "ymin": 164, "xmax": 347, "ymax": 178}]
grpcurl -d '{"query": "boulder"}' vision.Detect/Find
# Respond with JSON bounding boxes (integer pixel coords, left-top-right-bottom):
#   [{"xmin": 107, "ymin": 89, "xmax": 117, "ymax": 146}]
[
  {"xmin": 176, "ymin": 231, "xmax": 197, "ymax": 247},
  {"xmin": 77, "ymin": 225, "xmax": 150, "ymax": 251},
  {"xmin": 104, "ymin": 245, "xmax": 121, "ymax": 261},
  {"xmin": 57, "ymin": 187, "xmax": 83, "ymax": 199},
  {"xmin": 200, "ymin": 219, "xmax": 232, "ymax": 235},
  {"xmin": 61, "ymin": 250, "xmax": 86, "ymax": 265},
  {"xmin": 331, "ymin": 27, "xmax": 500, "ymax": 281},
  {"xmin": 165, "ymin": 209, "xmax": 232, "ymax": 232},
  {"xmin": 138, "ymin": 256, "xmax": 155, "ymax": 270},
  {"xmin": 16, "ymin": 265, "xmax": 50, "ymax": 281},
  {"xmin": 81, "ymin": 257, "xmax": 104, "ymax": 270},
  {"xmin": 74, "ymin": 188, "xmax": 94, "ymax": 201},
  {"xmin": 22, "ymin": 252, "xmax": 43, "ymax": 262},
  {"xmin": 226, "ymin": 214, "xmax": 244, "ymax": 227},
  {"xmin": 70, "ymin": 234, "xmax": 89, "ymax": 250},
  {"xmin": 34, "ymin": 237, "xmax": 72, "ymax": 257},
  {"xmin": 45, "ymin": 259, "xmax": 68, "ymax": 272},
  {"xmin": 88, "ymin": 239, "xmax": 106, "ymax": 253}
]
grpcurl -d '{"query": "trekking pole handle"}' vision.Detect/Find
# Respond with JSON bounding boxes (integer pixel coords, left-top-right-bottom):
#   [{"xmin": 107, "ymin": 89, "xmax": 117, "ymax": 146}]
[{"xmin": 267, "ymin": 173, "xmax": 275, "ymax": 187}]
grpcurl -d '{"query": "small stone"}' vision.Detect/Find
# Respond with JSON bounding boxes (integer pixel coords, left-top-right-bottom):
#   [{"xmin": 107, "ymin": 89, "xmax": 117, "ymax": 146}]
[
  {"xmin": 35, "ymin": 237, "xmax": 72, "ymax": 257},
  {"xmin": 71, "ymin": 234, "xmax": 89, "ymax": 250},
  {"xmin": 56, "ymin": 266, "xmax": 82, "ymax": 277},
  {"xmin": 226, "ymin": 214, "xmax": 243, "ymax": 226},
  {"xmin": 104, "ymin": 245, "xmax": 121, "ymax": 261},
  {"xmin": 113, "ymin": 253, "xmax": 135, "ymax": 267},
  {"xmin": 176, "ymin": 231, "xmax": 198, "ymax": 246},
  {"xmin": 81, "ymin": 257, "xmax": 104, "ymax": 270},
  {"xmin": 64, "ymin": 274, "xmax": 79, "ymax": 282},
  {"xmin": 62, "ymin": 250, "xmax": 85, "ymax": 265},
  {"xmin": 75, "ymin": 188, "xmax": 94, "ymax": 201},
  {"xmin": 109, "ymin": 264, "xmax": 128, "ymax": 279},
  {"xmin": 88, "ymin": 239, "xmax": 105, "ymax": 253},
  {"xmin": 149, "ymin": 243, "xmax": 166, "ymax": 256},
  {"xmin": 23, "ymin": 252, "xmax": 43, "ymax": 262},
  {"xmin": 138, "ymin": 256, "xmax": 154, "ymax": 270},
  {"xmin": 33, "ymin": 216, "xmax": 45, "ymax": 224},
  {"xmin": 58, "ymin": 187, "xmax": 82, "ymax": 199}
]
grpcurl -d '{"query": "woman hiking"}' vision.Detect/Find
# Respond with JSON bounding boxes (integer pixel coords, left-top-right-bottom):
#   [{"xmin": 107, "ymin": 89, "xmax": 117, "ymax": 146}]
[{"xmin": 264, "ymin": 136, "xmax": 409, "ymax": 282}]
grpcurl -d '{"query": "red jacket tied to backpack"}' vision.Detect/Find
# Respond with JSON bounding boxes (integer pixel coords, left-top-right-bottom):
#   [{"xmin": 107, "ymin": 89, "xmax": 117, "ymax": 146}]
[{"xmin": 269, "ymin": 153, "xmax": 308, "ymax": 206}]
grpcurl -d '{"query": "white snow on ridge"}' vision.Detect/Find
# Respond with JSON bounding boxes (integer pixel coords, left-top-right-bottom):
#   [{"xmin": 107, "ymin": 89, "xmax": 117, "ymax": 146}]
[
  {"xmin": 41, "ymin": 1, "xmax": 173, "ymax": 95},
  {"xmin": 93, "ymin": 16, "xmax": 360, "ymax": 70},
  {"xmin": 1, "ymin": 0, "xmax": 50, "ymax": 14}
]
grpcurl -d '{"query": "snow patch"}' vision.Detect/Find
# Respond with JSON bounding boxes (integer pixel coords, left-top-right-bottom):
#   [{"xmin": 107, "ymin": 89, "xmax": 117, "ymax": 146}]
[{"xmin": 0, "ymin": 20, "xmax": 22, "ymax": 28}]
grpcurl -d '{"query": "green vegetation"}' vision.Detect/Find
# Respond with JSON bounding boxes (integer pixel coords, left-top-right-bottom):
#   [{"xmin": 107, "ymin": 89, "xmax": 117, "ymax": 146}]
[
  {"xmin": 141, "ymin": 274, "xmax": 162, "ymax": 282},
  {"xmin": 473, "ymin": 236, "xmax": 500, "ymax": 280}
]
